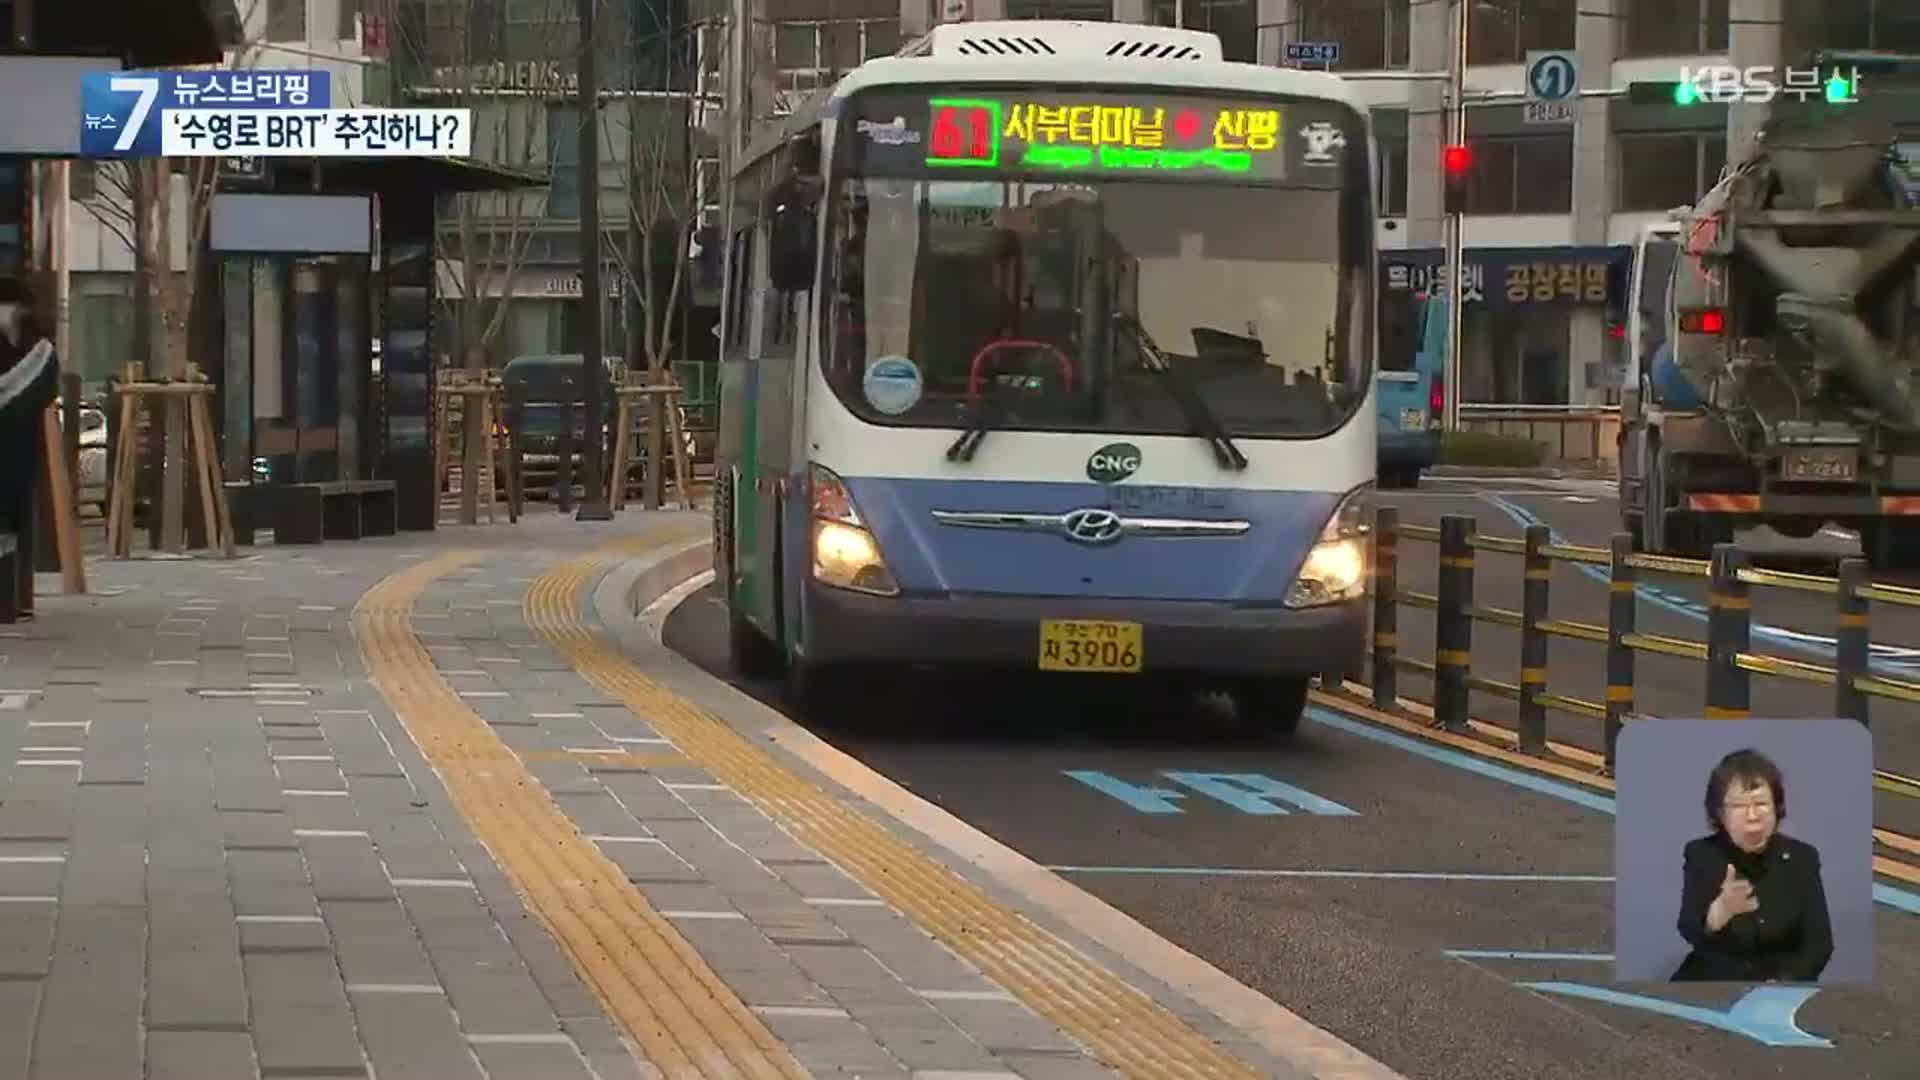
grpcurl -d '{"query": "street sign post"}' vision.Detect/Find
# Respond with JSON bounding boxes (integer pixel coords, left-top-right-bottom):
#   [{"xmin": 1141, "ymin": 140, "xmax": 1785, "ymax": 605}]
[
  {"xmin": 1285, "ymin": 42, "xmax": 1340, "ymax": 69},
  {"xmin": 1524, "ymin": 50, "xmax": 1579, "ymax": 124}
]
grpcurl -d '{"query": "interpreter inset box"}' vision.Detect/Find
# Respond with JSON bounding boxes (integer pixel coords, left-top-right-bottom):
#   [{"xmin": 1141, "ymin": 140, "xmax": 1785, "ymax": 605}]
[{"xmin": 1614, "ymin": 718, "xmax": 1874, "ymax": 985}]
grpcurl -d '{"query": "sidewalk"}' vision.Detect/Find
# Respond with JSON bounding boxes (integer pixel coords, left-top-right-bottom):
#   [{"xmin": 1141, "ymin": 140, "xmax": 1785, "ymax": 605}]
[{"xmin": 0, "ymin": 511, "xmax": 1389, "ymax": 1080}]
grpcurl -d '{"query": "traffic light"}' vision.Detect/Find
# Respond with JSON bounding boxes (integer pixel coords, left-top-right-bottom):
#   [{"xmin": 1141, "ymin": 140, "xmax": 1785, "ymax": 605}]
[
  {"xmin": 1442, "ymin": 143, "xmax": 1471, "ymax": 215},
  {"xmin": 1628, "ymin": 81, "xmax": 1701, "ymax": 106}
]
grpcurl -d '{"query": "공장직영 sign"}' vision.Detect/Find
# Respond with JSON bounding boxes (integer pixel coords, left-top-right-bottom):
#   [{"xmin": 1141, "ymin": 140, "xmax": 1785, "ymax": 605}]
[
  {"xmin": 841, "ymin": 88, "xmax": 1363, "ymax": 185},
  {"xmin": 1381, "ymin": 247, "xmax": 1629, "ymax": 308}
]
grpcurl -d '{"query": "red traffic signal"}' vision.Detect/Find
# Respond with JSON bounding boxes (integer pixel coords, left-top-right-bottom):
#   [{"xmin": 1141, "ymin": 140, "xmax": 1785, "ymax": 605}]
[{"xmin": 1443, "ymin": 144, "xmax": 1472, "ymax": 174}]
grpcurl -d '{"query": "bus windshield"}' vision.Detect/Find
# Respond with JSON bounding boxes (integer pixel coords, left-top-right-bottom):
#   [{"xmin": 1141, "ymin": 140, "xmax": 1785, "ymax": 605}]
[{"xmin": 819, "ymin": 88, "xmax": 1373, "ymax": 440}]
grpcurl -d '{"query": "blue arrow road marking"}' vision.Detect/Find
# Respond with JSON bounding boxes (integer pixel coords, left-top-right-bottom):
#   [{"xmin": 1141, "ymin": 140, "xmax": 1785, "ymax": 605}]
[
  {"xmin": 1163, "ymin": 771, "xmax": 1359, "ymax": 815},
  {"xmin": 1479, "ymin": 492, "xmax": 1920, "ymax": 675},
  {"xmin": 1063, "ymin": 771, "xmax": 1186, "ymax": 813},
  {"xmin": 1519, "ymin": 983, "xmax": 1832, "ymax": 1048},
  {"xmin": 1308, "ymin": 706, "xmax": 1920, "ymax": 914}
]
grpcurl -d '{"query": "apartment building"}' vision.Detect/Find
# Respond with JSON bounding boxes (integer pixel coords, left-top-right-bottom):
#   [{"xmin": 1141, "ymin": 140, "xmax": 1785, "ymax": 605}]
[{"xmin": 737, "ymin": 0, "xmax": 1916, "ymax": 406}]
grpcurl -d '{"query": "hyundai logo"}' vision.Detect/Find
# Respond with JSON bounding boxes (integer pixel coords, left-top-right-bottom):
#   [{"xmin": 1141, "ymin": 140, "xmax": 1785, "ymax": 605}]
[{"xmin": 1061, "ymin": 508, "xmax": 1124, "ymax": 545}]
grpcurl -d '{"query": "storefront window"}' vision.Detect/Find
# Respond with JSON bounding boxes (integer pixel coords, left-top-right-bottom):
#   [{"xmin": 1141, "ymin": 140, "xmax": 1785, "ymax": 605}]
[
  {"xmin": 1377, "ymin": 133, "xmax": 1409, "ymax": 216},
  {"xmin": 1469, "ymin": 0, "xmax": 1575, "ymax": 66},
  {"xmin": 1465, "ymin": 136, "xmax": 1573, "ymax": 214},
  {"xmin": 547, "ymin": 103, "xmax": 580, "ymax": 218},
  {"xmin": 1784, "ymin": 0, "xmax": 1920, "ymax": 58},
  {"xmin": 1381, "ymin": 247, "xmax": 1628, "ymax": 405},
  {"xmin": 1151, "ymin": 0, "xmax": 1257, "ymax": 63},
  {"xmin": 71, "ymin": 276, "xmax": 136, "ymax": 387},
  {"xmin": 1463, "ymin": 305, "xmax": 1570, "ymax": 405},
  {"xmin": 1293, "ymin": 0, "xmax": 1411, "ymax": 70},
  {"xmin": 1621, "ymin": 0, "xmax": 1730, "ymax": 57},
  {"xmin": 1616, "ymin": 133, "xmax": 1727, "ymax": 211}
]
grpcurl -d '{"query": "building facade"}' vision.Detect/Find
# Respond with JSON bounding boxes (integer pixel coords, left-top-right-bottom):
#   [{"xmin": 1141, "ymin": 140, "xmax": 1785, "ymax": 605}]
[
  {"xmin": 55, "ymin": 0, "xmax": 379, "ymax": 389},
  {"xmin": 741, "ymin": 0, "xmax": 1917, "ymax": 406}
]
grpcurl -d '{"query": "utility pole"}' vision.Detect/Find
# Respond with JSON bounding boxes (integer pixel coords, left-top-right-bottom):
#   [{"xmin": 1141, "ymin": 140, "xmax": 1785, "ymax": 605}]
[
  {"xmin": 575, "ymin": 0, "xmax": 613, "ymax": 521},
  {"xmin": 1442, "ymin": 0, "xmax": 1470, "ymax": 433}
]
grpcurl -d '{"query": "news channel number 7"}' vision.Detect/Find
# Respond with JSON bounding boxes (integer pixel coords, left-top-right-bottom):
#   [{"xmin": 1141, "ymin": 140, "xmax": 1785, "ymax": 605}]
[{"xmin": 79, "ymin": 69, "xmax": 333, "ymax": 158}]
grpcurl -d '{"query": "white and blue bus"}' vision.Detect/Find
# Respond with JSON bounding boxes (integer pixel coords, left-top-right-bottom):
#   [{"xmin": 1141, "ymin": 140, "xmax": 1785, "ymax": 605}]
[{"xmin": 712, "ymin": 20, "xmax": 1378, "ymax": 733}]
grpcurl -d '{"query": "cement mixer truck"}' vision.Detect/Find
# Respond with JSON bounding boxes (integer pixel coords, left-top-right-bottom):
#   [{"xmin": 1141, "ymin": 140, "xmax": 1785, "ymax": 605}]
[{"xmin": 1618, "ymin": 58, "xmax": 1920, "ymax": 569}]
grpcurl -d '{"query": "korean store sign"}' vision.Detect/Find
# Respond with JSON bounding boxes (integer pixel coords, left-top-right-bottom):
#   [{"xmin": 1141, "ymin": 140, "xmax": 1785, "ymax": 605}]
[{"xmin": 1381, "ymin": 247, "xmax": 1629, "ymax": 307}]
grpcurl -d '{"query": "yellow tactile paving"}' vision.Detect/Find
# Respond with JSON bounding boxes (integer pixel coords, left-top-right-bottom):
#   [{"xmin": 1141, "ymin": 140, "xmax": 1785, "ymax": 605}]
[
  {"xmin": 525, "ymin": 536, "xmax": 1267, "ymax": 1080},
  {"xmin": 351, "ymin": 540, "xmax": 809, "ymax": 1080},
  {"xmin": 522, "ymin": 749, "xmax": 691, "ymax": 769}
]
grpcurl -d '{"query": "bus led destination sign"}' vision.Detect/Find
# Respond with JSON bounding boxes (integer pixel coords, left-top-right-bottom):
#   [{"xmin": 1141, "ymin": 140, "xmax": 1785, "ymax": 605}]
[
  {"xmin": 922, "ymin": 95, "xmax": 1285, "ymax": 177},
  {"xmin": 842, "ymin": 89, "xmax": 1352, "ymax": 182},
  {"xmin": 925, "ymin": 96, "xmax": 1283, "ymax": 176}
]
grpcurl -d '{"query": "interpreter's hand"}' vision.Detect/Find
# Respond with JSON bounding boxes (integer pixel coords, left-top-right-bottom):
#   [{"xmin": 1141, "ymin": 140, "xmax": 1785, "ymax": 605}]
[{"xmin": 1706, "ymin": 863, "xmax": 1759, "ymax": 932}]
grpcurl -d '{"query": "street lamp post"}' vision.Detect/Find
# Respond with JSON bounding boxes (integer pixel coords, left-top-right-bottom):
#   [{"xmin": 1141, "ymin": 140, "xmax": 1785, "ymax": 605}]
[{"xmin": 574, "ymin": 0, "xmax": 614, "ymax": 521}]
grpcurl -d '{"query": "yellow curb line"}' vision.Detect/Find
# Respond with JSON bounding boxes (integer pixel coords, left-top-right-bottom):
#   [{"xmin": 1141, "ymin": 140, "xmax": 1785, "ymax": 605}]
[
  {"xmin": 1309, "ymin": 688, "xmax": 1920, "ymax": 890},
  {"xmin": 529, "ymin": 536, "xmax": 1266, "ymax": 1080},
  {"xmin": 352, "ymin": 538, "xmax": 807, "ymax": 1080}
]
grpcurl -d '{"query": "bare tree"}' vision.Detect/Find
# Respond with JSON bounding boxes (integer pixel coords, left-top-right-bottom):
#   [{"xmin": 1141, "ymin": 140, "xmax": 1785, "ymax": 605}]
[
  {"xmin": 74, "ymin": 15, "xmax": 278, "ymax": 552},
  {"xmin": 599, "ymin": 12, "xmax": 719, "ymax": 504},
  {"xmin": 395, "ymin": 0, "xmax": 585, "ymax": 370}
]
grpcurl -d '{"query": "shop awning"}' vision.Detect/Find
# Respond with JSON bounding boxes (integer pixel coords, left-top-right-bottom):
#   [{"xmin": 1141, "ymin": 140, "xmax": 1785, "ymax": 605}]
[{"xmin": 258, "ymin": 157, "xmax": 550, "ymax": 197}]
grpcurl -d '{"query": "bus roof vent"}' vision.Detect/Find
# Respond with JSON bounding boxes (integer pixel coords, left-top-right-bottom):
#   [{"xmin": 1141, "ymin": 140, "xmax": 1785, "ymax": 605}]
[{"xmin": 902, "ymin": 20, "xmax": 1221, "ymax": 62}]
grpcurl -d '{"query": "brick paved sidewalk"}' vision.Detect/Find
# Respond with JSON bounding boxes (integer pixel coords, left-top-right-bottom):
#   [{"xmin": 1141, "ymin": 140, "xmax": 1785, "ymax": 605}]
[
  {"xmin": 3, "ymin": 512, "xmax": 1261, "ymax": 1080},
  {"xmin": 3, "ymin": 516, "xmax": 688, "ymax": 1080}
]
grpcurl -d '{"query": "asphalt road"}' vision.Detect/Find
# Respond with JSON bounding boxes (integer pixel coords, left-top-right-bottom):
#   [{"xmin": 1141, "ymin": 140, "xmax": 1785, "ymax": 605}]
[
  {"xmin": 1381, "ymin": 477, "xmax": 1920, "ymax": 842},
  {"xmin": 663, "ymin": 578, "xmax": 1920, "ymax": 1080}
]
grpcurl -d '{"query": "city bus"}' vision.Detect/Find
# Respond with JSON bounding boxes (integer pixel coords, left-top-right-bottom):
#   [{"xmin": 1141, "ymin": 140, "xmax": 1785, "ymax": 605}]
[{"xmin": 712, "ymin": 20, "xmax": 1378, "ymax": 733}]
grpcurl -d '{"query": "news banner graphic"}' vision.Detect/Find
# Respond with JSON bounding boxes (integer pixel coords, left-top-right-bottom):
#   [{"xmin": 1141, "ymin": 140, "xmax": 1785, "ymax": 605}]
[{"xmin": 80, "ymin": 69, "xmax": 469, "ymax": 158}]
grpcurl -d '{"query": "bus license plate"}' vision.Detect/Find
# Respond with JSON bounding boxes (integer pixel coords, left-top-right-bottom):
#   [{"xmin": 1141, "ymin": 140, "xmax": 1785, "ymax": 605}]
[
  {"xmin": 1399, "ymin": 408, "xmax": 1427, "ymax": 431},
  {"xmin": 1782, "ymin": 448, "xmax": 1857, "ymax": 482},
  {"xmin": 1038, "ymin": 620, "xmax": 1143, "ymax": 673}
]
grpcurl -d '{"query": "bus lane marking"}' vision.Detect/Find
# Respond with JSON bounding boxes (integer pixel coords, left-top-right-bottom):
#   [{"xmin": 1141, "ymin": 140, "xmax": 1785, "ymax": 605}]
[{"xmin": 1063, "ymin": 769, "xmax": 1358, "ymax": 815}]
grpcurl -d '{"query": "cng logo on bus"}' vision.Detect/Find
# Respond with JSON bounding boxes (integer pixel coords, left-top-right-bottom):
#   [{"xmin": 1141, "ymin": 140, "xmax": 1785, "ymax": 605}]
[{"xmin": 1086, "ymin": 443, "xmax": 1142, "ymax": 484}]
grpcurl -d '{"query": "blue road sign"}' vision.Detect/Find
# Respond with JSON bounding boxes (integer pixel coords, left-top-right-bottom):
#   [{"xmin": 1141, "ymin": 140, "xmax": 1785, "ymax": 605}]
[
  {"xmin": 79, "ymin": 70, "xmax": 332, "ymax": 158},
  {"xmin": 1525, "ymin": 51, "xmax": 1579, "ymax": 102},
  {"xmin": 1064, "ymin": 770, "xmax": 1357, "ymax": 815},
  {"xmin": 1285, "ymin": 42, "xmax": 1341, "ymax": 65}
]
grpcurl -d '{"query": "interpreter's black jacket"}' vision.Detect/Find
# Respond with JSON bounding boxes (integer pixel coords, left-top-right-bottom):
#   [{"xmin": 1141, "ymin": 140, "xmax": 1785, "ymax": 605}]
[{"xmin": 1673, "ymin": 830, "xmax": 1833, "ymax": 982}]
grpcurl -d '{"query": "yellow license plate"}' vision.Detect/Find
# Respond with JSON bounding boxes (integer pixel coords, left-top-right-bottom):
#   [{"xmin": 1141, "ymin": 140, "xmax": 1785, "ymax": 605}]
[{"xmin": 1038, "ymin": 620, "xmax": 1143, "ymax": 673}]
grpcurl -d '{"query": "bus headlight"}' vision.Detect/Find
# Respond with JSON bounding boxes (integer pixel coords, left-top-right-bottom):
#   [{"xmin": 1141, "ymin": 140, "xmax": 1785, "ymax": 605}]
[
  {"xmin": 809, "ymin": 464, "xmax": 899, "ymax": 597},
  {"xmin": 1286, "ymin": 484, "xmax": 1373, "ymax": 608}
]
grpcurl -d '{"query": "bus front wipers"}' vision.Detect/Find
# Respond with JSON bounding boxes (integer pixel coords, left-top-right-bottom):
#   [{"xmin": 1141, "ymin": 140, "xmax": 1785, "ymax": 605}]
[
  {"xmin": 946, "ymin": 391, "xmax": 1006, "ymax": 463},
  {"xmin": 1120, "ymin": 316, "xmax": 1249, "ymax": 471}
]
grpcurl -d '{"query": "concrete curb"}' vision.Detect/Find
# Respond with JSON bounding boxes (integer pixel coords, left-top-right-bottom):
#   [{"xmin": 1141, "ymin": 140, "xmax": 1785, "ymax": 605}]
[{"xmin": 598, "ymin": 539, "xmax": 1409, "ymax": 1080}]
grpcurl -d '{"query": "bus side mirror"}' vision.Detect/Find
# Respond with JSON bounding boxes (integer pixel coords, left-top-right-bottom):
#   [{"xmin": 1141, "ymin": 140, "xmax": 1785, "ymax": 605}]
[{"xmin": 768, "ymin": 197, "xmax": 815, "ymax": 292}]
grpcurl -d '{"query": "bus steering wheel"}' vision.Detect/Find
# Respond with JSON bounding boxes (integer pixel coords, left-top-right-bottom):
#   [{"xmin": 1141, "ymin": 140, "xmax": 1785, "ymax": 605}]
[{"xmin": 967, "ymin": 338, "xmax": 1077, "ymax": 397}]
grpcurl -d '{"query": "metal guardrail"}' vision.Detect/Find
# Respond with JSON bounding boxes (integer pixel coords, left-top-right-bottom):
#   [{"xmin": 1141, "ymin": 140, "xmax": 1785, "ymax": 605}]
[{"xmin": 1368, "ymin": 508, "xmax": 1920, "ymax": 770}]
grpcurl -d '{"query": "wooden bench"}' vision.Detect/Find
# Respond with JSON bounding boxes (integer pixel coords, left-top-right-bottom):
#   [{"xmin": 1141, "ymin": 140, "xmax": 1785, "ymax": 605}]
[
  {"xmin": 0, "ymin": 532, "xmax": 18, "ymax": 623},
  {"xmin": 272, "ymin": 480, "xmax": 399, "ymax": 545}
]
